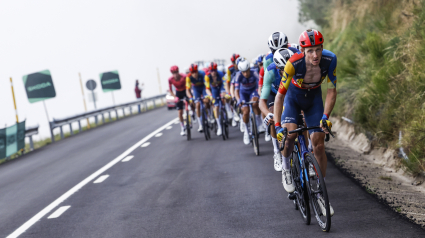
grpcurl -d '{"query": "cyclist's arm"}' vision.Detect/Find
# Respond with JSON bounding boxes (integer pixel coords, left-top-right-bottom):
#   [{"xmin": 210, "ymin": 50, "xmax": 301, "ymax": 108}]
[
  {"xmin": 168, "ymin": 79, "xmax": 176, "ymax": 97},
  {"xmin": 324, "ymin": 56, "xmax": 337, "ymax": 117},
  {"xmin": 204, "ymin": 75, "xmax": 213, "ymax": 96},
  {"xmin": 274, "ymin": 61, "xmax": 295, "ymax": 125},
  {"xmin": 258, "ymin": 67, "xmax": 264, "ymax": 96},
  {"xmin": 259, "ymin": 68, "xmax": 273, "ymax": 115},
  {"xmin": 185, "ymin": 76, "xmax": 193, "ymax": 98},
  {"xmin": 234, "ymin": 75, "xmax": 241, "ymax": 102}
]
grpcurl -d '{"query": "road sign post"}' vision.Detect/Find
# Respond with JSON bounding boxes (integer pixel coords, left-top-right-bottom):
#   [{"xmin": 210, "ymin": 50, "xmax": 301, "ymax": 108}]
[
  {"xmin": 86, "ymin": 79, "xmax": 98, "ymax": 125},
  {"xmin": 100, "ymin": 70, "xmax": 121, "ymax": 106}
]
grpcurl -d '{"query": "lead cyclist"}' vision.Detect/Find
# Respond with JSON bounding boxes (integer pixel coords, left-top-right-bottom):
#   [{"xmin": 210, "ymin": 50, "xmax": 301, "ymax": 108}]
[{"xmin": 273, "ymin": 29, "xmax": 337, "ymax": 216}]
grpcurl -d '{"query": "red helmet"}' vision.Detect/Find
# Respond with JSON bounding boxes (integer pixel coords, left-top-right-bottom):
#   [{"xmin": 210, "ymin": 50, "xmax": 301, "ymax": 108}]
[
  {"xmin": 189, "ymin": 64, "xmax": 198, "ymax": 73},
  {"xmin": 230, "ymin": 54, "xmax": 240, "ymax": 63},
  {"xmin": 209, "ymin": 62, "xmax": 218, "ymax": 71},
  {"xmin": 299, "ymin": 29, "xmax": 324, "ymax": 48},
  {"xmin": 170, "ymin": 65, "xmax": 179, "ymax": 73}
]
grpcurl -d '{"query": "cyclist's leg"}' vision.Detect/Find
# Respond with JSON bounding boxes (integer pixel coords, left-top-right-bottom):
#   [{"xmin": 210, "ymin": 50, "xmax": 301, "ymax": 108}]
[
  {"xmin": 249, "ymin": 90, "xmax": 264, "ymax": 132},
  {"xmin": 175, "ymin": 90, "xmax": 186, "ymax": 135},
  {"xmin": 212, "ymin": 87, "xmax": 223, "ymax": 135}
]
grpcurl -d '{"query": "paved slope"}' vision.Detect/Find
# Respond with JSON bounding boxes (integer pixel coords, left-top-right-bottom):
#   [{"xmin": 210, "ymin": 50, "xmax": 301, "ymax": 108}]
[{"xmin": 0, "ymin": 109, "xmax": 423, "ymax": 237}]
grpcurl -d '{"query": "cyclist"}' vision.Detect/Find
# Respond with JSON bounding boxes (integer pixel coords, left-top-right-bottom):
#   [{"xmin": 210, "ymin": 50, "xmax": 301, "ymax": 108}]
[
  {"xmin": 260, "ymin": 47, "xmax": 300, "ymax": 172},
  {"xmin": 168, "ymin": 65, "xmax": 188, "ymax": 136},
  {"xmin": 226, "ymin": 54, "xmax": 241, "ymax": 126},
  {"xmin": 234, "ymin": 57, "xmax": 264, "ymax": 145},
  {"xmin": 186, "ymin": 64, "xmax": 209, "ymax": 132},
  {"xmin": 205, "ymin": 62, "xmax": 226, "ymax": 136},
  {"xmin": 274, "ymin": 29, "xmax": 337, "ymax": 216}
]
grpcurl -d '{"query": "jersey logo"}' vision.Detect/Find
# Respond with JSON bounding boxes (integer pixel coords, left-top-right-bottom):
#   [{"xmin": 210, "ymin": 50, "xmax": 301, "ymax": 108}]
[
  {"xmin": 296, "ymin": 78, "xmax": 304, "ymax": 86},
  {"xmin": 333, "ymin": 66, "xmax": 337, "ymax": 77}
]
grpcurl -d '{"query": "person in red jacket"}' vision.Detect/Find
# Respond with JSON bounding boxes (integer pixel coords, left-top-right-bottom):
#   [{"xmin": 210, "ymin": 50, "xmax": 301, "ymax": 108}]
[{"xmin": 135, "ymin": 80, "xmax": 142, "ymax": 99}]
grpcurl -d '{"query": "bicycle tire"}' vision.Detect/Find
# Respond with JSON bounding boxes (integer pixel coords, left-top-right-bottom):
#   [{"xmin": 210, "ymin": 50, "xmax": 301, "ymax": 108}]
[
  {"xmin": 291, "ymin": 144, "xmax": 311, "ymax": 224},
  {"xmin": 305, "ymin": 153, "xmax": 331, "ymax": 232},
  {"xmin": 250, "ymin": 112, "xmax": 259, "ymax": 156},
  {"xmin": 186, "ymin": 109, "xmax": 191, "ymax": 141},
  {"xmin": 202, "ymin": 109, "xmax": 209, "ymax": 141},
  {"xmin": 221, "ymin": 109, "xmax": 226, "ymax": 140},
  {"xmin": 224, "ymin": 110, "xmax": 229, "ymax": 139}
]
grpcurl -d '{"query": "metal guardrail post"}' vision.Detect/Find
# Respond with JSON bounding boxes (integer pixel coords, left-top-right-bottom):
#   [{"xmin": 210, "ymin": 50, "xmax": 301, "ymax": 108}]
[
  {"xmin": 29, "ymin": 135, "xmax": 34, "ymax": 151},
  {"xmin": 102, "ymin": 113, "xmax": 105, "ymax": 124},
  {"xmin": 108, "ymin": 111, "xmax": 112, "ymax": 121},
  {"xmin": 122, "ymin": 108, "xmax": 125, "ymax": 117},
  {"xmin": 129, "ymin": 106, "xmax": 133, "ymax": 115},
  {"xmin": 78, "ymin": 120, "xmax": 82, "ymax": 133},
  {"xmin": 114, "ymin": 110, "xmax": 118, "ymax": 120},
  {"xmin": 49, "ymin": 122, "xmax": 55, "ymax": 142},
  {"xmin": 60, "ymin": 126, "xmax": 64, "ymax": 139},
  {"xmin": 138, "ymin": 104, "xmax": 141, "ymax": 114},
  {"xmin": 69, "ymin": 123, "xmax": 73, "ymax": 135},
  {"xmin": 153, "ymin": 99, "xmax": 156, "ymax": 109}
]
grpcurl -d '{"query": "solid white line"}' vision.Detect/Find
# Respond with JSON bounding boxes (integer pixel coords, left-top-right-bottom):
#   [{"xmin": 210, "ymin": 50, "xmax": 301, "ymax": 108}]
[
  {"xmin": 6, "ymin": 117, "xmax": 179, "ymax": 238},
  {"xmin": 93, "ymin": 175, "xmax": 110, "ymax": 183},
  {"xmin": 121, "ymin": 155, "xmax": 134, "ymax": 162},
  {"xmin": 47, "ymin": 206, "xmax": 71, "ymax": 219},
  {"xmin": 141, "ymin": 142, "xmax": 150, "ymax": 147},
  {"xmin": 155, "ymin": 133, "xmax": 163, "ymax": 137}
]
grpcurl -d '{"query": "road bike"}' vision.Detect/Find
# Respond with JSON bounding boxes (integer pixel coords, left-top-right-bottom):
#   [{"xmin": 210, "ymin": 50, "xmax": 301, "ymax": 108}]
[
  {"xmin": 179, "ymin": 98, "xmax": 193, "ymax": 141},
  {"xmin": 244, "ymin": 101, "xmax": 260, "ymax": 155},
  {"xmin": 215, "ymin": 96, "xmax": 229, "ymax": 140},
  {"xmin": 199, "ymin": 96, "xmax": 211, "ymax": 141},
  {"xmin": 280, "ymin": 116, "xmax": 334, "ymax": 232}
]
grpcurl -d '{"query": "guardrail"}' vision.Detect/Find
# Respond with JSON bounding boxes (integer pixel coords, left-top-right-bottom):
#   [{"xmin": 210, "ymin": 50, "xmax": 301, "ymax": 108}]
[
  {"xmin": 25, "ymin": 124, "xmax": 39, "ymax": 151},
  {"xmin": 49, "ymin": 94, "xmax": 166, "ymax": 142}
]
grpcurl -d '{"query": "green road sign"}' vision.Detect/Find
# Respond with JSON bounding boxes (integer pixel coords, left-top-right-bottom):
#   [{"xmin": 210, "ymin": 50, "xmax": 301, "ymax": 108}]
[
  {"xmin": 22, "ymin": 70, "xmax": 56, "ymax": 103},
  {"xmin": 0, "ymin": 121, "xmax": 26, "ymax": 159},
  {"xmin": 100, "ymin": 70, "xmax": 121, "ymax": 92}
]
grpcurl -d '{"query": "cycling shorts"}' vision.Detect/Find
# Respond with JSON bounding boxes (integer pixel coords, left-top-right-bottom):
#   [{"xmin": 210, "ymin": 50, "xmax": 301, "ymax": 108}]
[
  {"xmin": 281, "ymin": 83, "xmax": 324, "ymax": 134},
  {"xmin": 193, "ymin": 86, "xmax": 206, "ymax": 102},
  {"xmin": 267, "ymin": 91, "xmax": 276, "ymax": 108},
  {"xmin": 175, "ymin": 90, "xmax": 186, "ymax": 110},
  {"xmin": 211, "ymin": 86, "xmax": 221, "ymax": 106},
  {"xmin": 239, "ymin": 88, "xmax": 259, "ymax": 107}
]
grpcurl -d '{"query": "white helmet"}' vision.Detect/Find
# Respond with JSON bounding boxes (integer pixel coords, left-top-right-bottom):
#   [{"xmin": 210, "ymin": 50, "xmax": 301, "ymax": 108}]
[
  {"xmin": 238, "ymin": 57, "xmax": 250, "ymax": 71},
  {"xmin": 289, "ymin": 43, "xmax": 300, "ymax": 50},
  {"xmin": 268, "ymin": 32, "xmax": 288, "ymax": 51},
  {"xmin": 273, "ymin": 48, "xmax": 294, "ymax": 70},
  {"xmin": 217, "ymin": 65, "xmax": 225, "ymax": 73}
]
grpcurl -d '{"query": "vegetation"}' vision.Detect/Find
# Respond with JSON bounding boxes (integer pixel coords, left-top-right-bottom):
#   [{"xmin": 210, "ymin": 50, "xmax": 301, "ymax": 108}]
[{"xmin": 297, "ymin": 0, "xmax": 425, "ymax": 175}]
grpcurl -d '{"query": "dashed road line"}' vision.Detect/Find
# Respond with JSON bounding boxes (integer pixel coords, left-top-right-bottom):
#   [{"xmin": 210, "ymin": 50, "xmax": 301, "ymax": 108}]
[
  {"xmin": 93, "ymin": 175, "xmax": 110, "ymax": 183},
  {"xmin": 141, "ymin": 142, "xmax": 150, "ymax": 147},
  {"xmin": 6, "ymin": 117, "xmax": 179, "ymax": 238},
  {"xmin": 166, "ymin": 126, "xmax": 172, "ymax": 130},
  {"xmin": 121, "ymin": 156, "xmax": 134, "ymax": 162},
  {"xmin": 47, "ymin": 206, "xmax": 71, "ymax": 219},
  {"xmin": 155, "ymin": 133, "xmax": 163, "ymax": 137}
]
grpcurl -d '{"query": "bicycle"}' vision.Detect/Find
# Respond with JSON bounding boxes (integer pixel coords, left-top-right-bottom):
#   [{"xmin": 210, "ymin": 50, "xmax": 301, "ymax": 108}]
[
  {"xmin": 215, "ymin": 96, "xmax": 230, "ymax": 140},
  {"xmin": 280, "ymin": 116, "xmax": 334, "ymax": 232},
  {"xmin": 198, "ymin": 96, "xmax": 211, "ymax": 141},
  {"xmin": 244, "ymin": 101, "xmax": 260, "ymax": 156},
  {"xmin": 179, "ymin": 98, "xmax": 193, "ymax": 141}
]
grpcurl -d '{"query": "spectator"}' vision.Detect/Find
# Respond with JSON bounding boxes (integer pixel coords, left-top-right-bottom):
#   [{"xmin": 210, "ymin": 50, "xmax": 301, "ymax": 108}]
[{"xmin": 135, "ymin": 80, "xmax": 142, "ymax": 99}]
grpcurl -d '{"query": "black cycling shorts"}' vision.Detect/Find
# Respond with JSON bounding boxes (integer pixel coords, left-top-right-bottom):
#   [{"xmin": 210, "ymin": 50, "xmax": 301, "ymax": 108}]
[
  {"xmin": 267, "ymin": 91, "xmax": 277, "ymax": 108},
  {"xmin": 176, "ymin": 90, "xmax": 186, "ymax": 110}
]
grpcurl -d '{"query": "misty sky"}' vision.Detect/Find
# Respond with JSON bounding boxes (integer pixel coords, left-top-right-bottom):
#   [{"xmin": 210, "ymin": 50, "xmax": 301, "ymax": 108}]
[{"xmin": 0, "ymin": 0, "xmax": 315, "ymax": 139}]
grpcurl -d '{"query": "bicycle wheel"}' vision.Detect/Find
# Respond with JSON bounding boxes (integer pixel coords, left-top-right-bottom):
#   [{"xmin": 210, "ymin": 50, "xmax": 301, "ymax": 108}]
[
  {"xmin": 220, "ymin": 108, "xmax": 226, "ymax": 140},
  {"xmin": 186, "ymin": 109, "xmax": 191, "ymax": 141},
  {"xmin": 224, "ymin": 110, "xmax": 229, "ymax": 139},
  {"xmin": 250, "ymin": 112, "xmax": 259, "ymax": 156},
  {"xmin": 291, "ymin": 144, "xmax": 311, "ymax": 224},
  {"xmin": 202, "ymin": 109, "xmax": 209, "ymax": 141},
  {"xmin": 305, "ymin": 153, "xmax": 331, "ymax": 232}
]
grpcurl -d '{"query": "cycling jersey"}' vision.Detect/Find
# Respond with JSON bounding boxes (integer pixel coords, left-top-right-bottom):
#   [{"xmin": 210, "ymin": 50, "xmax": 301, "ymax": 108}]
[
  {"xmin": 226, "ymin": 65, "xmax": 239, "ymax": 85},
  {"xmin": 185, "ymin": 70, "xmax": 206, "ymax": 89},
  {"xmin": 205, "ymin": 71, "xmax": 225, "ymax": 105},
  {"xmin": 278, "ymin": 49, "xmax": 337, "ymax": 95},
  {"xmin": 168, "ymin": 73, "xmax": 186, "ymax": 92},
  {"xmin": 258, "ymin": 67, "xmax": 264, "ymax": 87},
  {"xmin": 261, "ymin": 47, "xmax": 301, "ymax": 100},
  {"xmin": 234, "ymin": 69, "xmax": 259, "ymax": 91}
]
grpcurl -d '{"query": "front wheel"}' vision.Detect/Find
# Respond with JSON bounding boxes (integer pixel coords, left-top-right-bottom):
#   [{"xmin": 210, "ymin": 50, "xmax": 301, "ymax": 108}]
[
  {"xmin": 291, "ymin": 144, "xmax": 311, "ymax": 224},
  {"xmin": 305, "ymin": 153, "xmax": 331, "ymax": 232},
  {"xmin": 186, "ymin": 109, "xmax": 191, "ymax": 141},
  {"xmin": 250, "ymin": 112, "xmax": 259, "ymax": 156}
]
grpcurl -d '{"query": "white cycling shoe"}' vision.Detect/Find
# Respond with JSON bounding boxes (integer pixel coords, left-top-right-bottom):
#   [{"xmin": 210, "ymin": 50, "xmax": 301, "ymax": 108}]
[
  {"xmin": 232, "ymin": 118, "xmax": 237, "ymax": 127},
  {"xmin": 257, "ymin": 122, "xmax": 265, "ymax": 133},
  {"xmin": 317, "ymin": 195, "xmax": 334, "ymax": 217},
  {"xmin": 273, "ymin": 153, "xmax": 282, "ymax": 172},
  {"xmin": 198, "ymin": 125, "xmax": 203, "ymax": 133},
  {"xmin": 243, "ymin": 131, "xmax": 250, "ymax": 145},
  {"xmin": 234, "ymin": 113, "xmax": 240, "ymax": 122},
  {"xmin": 282, "ymin": 169, "xmax": 295, "ymax": 193},
  {"xmin": 265, "ymin": 131, "xmax": 271, "ymax": 141},
  {"xmin": 240, "ymin": 121, "xmax": 245, "ymax": 132},
  {"xmin": 217, "ymin": 127, "xmax": 222, "ymax": 136},
  {"xmin": 180, "ymin": 128, "xmax": 186, "ymax": 136}
]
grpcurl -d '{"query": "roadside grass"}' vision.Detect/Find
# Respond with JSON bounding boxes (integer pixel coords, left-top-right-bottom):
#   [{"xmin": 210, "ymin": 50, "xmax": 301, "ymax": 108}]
[
  {"xmin": 0, "ymin": 103, "xmax": 164, "ymax": 165},
  {"xmin": 379, "ymin": 176, "xmax": 393, "ymax": 181},
  {"xmin": 300, "ymin": 0, "xmax": 425, "ymax": 176}
]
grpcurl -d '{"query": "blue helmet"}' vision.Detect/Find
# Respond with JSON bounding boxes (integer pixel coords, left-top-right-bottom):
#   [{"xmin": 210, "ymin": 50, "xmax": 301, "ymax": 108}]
[{"xmin": 257, "ymin": 54, "xmax": 266, "ymax": 64}]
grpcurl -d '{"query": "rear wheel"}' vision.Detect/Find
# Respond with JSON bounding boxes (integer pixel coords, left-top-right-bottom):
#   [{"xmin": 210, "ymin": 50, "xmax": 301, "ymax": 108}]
[
  {"xmin": 202, "ymin": 108, "xmax": 209, "ymax": 141},
  {"xmin": 186, "ymin": 109, "xmax": 191, "ymax": 141},
  {"xmin": 220, "ymin": 108, "xmax": 226, "ymax": 140},
  {"xmin": 250, "ymin": 112, "xmax": 259, "ymax": 156},
  {"xmin": 291, "ymin": 144, "xmax": 311, "ymax": 224},
  {"xmin": 305, "ymin": 153, "xmax": 331, "ymax": 232}
]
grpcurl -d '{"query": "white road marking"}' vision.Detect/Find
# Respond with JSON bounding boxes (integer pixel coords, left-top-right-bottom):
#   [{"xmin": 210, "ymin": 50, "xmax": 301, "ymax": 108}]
[
  {"xmin": 173, "ymin": 121, "xmax": 179, "ymax": 125},
  {"xmin": 47, "ymin": 206, "xmax": 71, "ymax": 219},
  {"xmin": 166, "ymin": 126, "xmax": 172, "ymax": 130},
  {"xmin": 6, "ymin": 117, "xmax": 179, "ymax": 238},
  {"xmin": 121, "ymin": 155, "xmax": 134, "ymax": 162},
  {"xmin": 141, "ymin": 142, "xmax": 150, "ymax": 147},
  {"xmin": 93, "ymin": 175, "xmax": 110, "ymax": 183},
  {"xmin": 155, "ymin": 133, "xmax": 163, "ymax": 137}
]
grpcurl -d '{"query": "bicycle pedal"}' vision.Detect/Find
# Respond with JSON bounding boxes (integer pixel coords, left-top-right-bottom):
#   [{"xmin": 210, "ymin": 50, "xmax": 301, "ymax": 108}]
[{"xmin": 287, "ymin": 193, "xmax": 296, "ymax": 200}]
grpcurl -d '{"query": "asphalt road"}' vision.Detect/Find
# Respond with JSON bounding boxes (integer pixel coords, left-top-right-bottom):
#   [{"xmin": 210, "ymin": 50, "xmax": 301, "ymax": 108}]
[{"xmin": 0, "ymin": 108, "xmax": 423, "ymax": 238}]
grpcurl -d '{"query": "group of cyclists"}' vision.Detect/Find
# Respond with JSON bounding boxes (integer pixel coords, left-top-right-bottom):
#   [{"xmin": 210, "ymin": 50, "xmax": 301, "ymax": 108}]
[{"xmin": 168, "ymin": 29, "xmax": 338, "ymax": 224}]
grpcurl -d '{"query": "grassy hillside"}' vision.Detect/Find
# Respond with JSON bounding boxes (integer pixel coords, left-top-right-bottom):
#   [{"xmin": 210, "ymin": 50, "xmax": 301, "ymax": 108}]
[{"xmin": 298, "ymin": 0, "xmax": 425, "ymax": 175}]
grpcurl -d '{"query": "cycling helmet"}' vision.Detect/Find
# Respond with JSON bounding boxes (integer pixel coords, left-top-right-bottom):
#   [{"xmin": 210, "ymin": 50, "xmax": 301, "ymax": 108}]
[
  {"xmin": 238, "ymin": 57, "xmax": 250, "ymax": 71},
  {"xmin": 235, "ymin": 56, "xmax": 243, "ymax": 66},
  {"xmin": 230, "ymin": 54, "xmax": 240, "ymax": 63},
  {"xmin": 299, "ymin": 29, "xmax": 324, "ymax": 48},
  {"xmin": 273, "ymin": 48, "xmax": 295, "ymax": 70},
  {"xmin": 170, "ymin": 65, "xmax": 179, "ymax": 73},
  {"xmin": 268, "ymin": 32, "xmax": 288, "ymax": 51},
  {"xmin": 189, "ymin": 64, "xmax": 198, "ymax": 73},
  {"xmin": 257, "ymin": 54, "xmax": 265, "ymax": 64},
  {"xmin": 209, "ymin": 62, "xmax": 218, "ymax": 71},
  {"xmin": 289, "ymin": 43, "xmax": 300, "ymax": 50},
  {"xmin": 217, "ymin": 65, "xmax": 225, "ymax": 73}
]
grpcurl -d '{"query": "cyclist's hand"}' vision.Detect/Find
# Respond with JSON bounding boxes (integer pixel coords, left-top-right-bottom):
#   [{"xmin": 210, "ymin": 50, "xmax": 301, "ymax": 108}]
[
  {"xmin": 224, "ymin": 94, "xmax": 231, "ymax": 99},
  {"xmin": 174, "ymin": 97, "xmax": 179, "ymax": 103},
  {"xmin": 320, "ymin": 114, "xmax": 332, "ymax": 134},
  {"xmin": 263, "ymin": 113, "xmax": 274, "ymax": 127},
  {"xmin": 189, "ymin": 98, "xmax": 194, "ymax": 103},
  {"xmin": 275, "ymin": 123, "xmax": 284, "ymax": 142}
]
